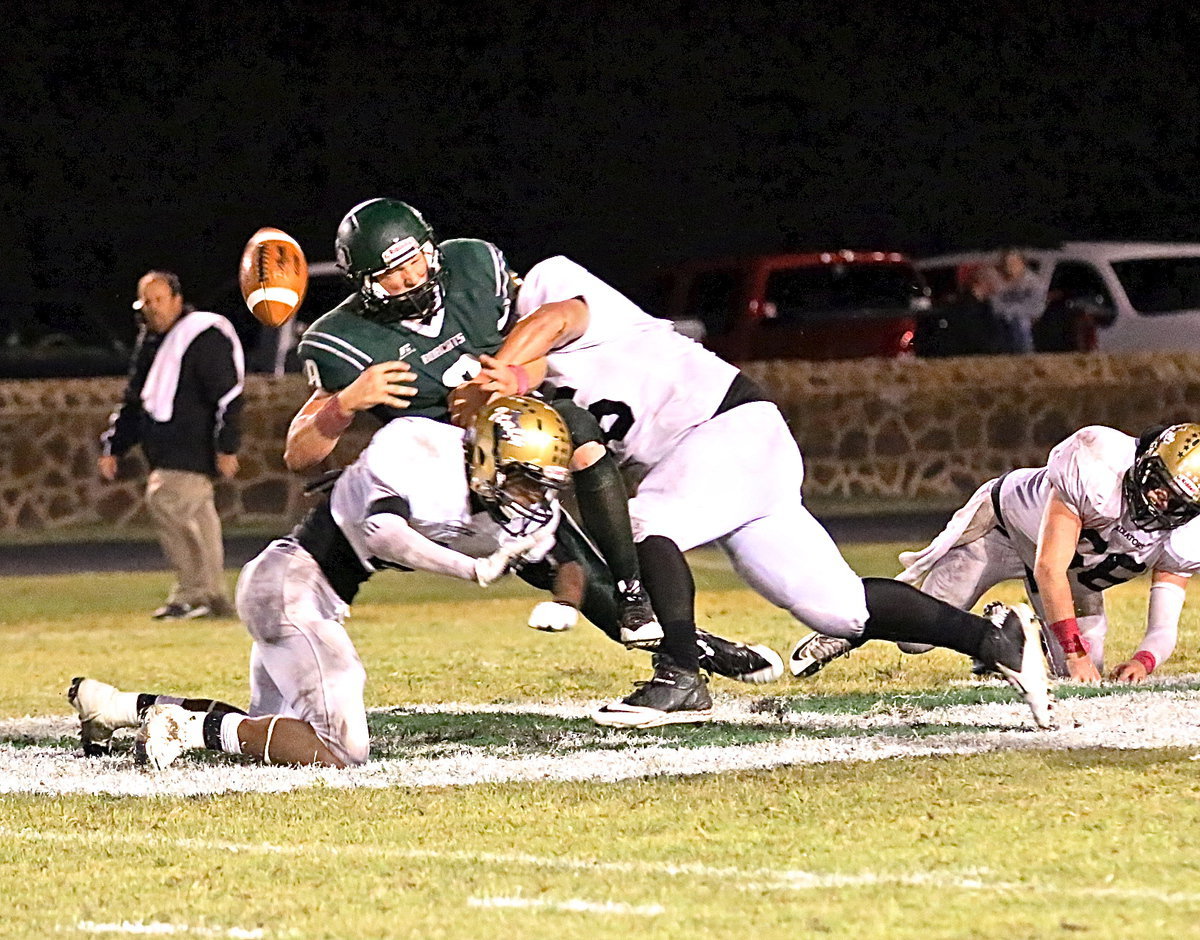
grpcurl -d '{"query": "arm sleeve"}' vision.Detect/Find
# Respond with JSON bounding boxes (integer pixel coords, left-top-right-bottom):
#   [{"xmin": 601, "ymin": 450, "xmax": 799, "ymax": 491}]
[
  {"xmin": 1138, "ymin": 579, "xmax": 1187, "ymax": 668},
  {"xmin": 190, "ymin": 328, "xmax": 244, "ymax": 455},
  {"xmin": 361, "ymin": 511, "xmax": 477, "ymax": 580}
]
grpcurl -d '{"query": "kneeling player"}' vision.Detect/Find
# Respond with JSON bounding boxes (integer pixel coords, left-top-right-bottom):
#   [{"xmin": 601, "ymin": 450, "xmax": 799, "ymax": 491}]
[{"xmin": 791, "ymin": 423, "xmax": 1200, "ymax": 684}]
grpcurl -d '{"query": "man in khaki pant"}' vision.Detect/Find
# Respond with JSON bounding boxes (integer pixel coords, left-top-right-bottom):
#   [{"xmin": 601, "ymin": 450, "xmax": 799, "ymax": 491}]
[{"xmin": 99, "ymin": 270, "xmax": 244, "ymax": 620}]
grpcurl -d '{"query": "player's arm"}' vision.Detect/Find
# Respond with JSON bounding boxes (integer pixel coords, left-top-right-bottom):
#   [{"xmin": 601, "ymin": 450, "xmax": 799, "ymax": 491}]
[
  {"xmin": 448, "ymin": 299, "xmax": 587, "ymax": 428},
  {"xmin": 1111, "ymin": 569, "xmax": 1188, "ymax": 683},
  {"xmin": 284, "ymin": 361, "xmax": 418, "ymax": 471},
  {"xmin": 1033, "ymin": 489, "xmax": 1102, "ymax": 682},
  {"xmin": 362, "ymin": 506, "xmax": 549, "ymax": 586}
]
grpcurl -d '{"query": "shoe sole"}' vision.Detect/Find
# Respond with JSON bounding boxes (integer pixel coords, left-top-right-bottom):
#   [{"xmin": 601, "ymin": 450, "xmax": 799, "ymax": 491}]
[
  {"xmin": 592, "ymin": 705, "xmax": 713, "ymax": 729},
  {"xmin": 620, "ymin": 622, "xmax": 665, "ymax": 649},
  {"xmin": 787, "ymin": 639, "xmax": 851, "ymax": 678},
  {"xmin": 994, "ymin": 603, "xmax": 1055, "ymax": 730}
]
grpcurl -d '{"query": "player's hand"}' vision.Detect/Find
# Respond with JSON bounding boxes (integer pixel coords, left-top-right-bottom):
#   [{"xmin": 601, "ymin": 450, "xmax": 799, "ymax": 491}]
[
  {"xmin": 97, "ymin": 455, "xmax": 118, "ymax": 481},
  {"xmin": 449, "ymin": 379, "xmax": 498, "ymax": 428},
  {"xmin": 339, "ymin": 361, "xmax": 417, "ymax": 412},
  {"xmin": 1110, "ymin": 659, "xmax": 1149, "ymax": 683},
  {"xmin": 473, "ymin": 530, "xmax": 543, "ymax": 586},
  {"xmin": 527, "ymin": 601, "xmax": 578, "ymax": 632},
  {"xmin": 216, "ymin": 453, "xmax": 239, "ymax": 479},
  {"xmin": 1064, "ymin": 651, "xmax": 1102, "ymax": 683}
]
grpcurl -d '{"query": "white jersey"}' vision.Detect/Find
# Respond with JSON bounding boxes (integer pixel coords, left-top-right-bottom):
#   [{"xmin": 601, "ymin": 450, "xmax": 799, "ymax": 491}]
[
  {"xmin": 998, "ymin": 425, "xmax": 1200, "ymax": 591},
  {"xmin": 331, "ymin": 417, "xmax": 536, "ymax": 572},
  {"xmin": 517, "ymin": 256, "xmax": 739, "ymax": 468}
]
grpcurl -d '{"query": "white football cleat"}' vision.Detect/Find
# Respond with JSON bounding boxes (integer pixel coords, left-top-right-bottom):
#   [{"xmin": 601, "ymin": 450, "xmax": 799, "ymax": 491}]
[
  {"xmin": 527, "ymin": 601, "xmax": 578, "ymax": 632},
  {"xmin": 135, "ymin": 704, "xmax": 204, "ymax": 770},
  {"xmin": 788, "ymin": 632, "xmax": 854, "ymax": 678},
  {"xmin": 67, "ymin": 677, "xmax": 138, "ymax": 756},
  {"xmin": 987, "ymin": 602, "xmax": 1055, "ymax": 730}
]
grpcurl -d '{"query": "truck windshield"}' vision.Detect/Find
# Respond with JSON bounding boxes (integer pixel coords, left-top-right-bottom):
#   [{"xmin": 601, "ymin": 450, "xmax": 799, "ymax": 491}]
[
  {"xmin": 1110, "ymin": 256, "xmax": 1200, "ymax": 315},
  {"xmin": 765, "ymin": 264, "xmax": 922, "ymax": 320}
]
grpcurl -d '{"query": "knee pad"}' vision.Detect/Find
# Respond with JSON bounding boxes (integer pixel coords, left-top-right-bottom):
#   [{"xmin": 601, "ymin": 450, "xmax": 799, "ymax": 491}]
[{"xmin": 897, "ymin": 642, "xmax": 934, "ymax": 655}]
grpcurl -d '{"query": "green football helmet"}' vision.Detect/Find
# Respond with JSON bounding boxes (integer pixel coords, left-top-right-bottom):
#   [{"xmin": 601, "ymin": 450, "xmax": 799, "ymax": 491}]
[
  {"xmin": 468, "ymin": 396, "xmax": 573, "ymax": 535},
  {"xmin": 1125, "ymin": 423, "xmax": 1200, "ymax": 531},
  {"xmin": 334, "ymin": 198, "xmax": 444, "ymax": 323}
]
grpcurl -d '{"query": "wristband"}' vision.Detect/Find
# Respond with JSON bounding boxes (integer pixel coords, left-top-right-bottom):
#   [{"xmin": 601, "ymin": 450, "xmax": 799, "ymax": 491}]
[
  {"xmin": 1049, "ymin": 617, "xmax": 1088, "ymax": 657},
  {"xmin": 1132, "ymin": 650, "xmax": 1157, "ymax": 674},
  {"xmin": 313, "ymin": 393, "xmax": 353, "ymax": 438},
  {"xmin": 508, "ymin": 363, "xmax": 531, "ymax": 395}
]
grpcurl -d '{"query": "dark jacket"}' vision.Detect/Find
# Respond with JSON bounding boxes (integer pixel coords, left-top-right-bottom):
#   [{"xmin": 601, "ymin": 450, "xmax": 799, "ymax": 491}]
[{"xmin": 100, "ymin": 312, "xmax": 244, "ymax": 475}]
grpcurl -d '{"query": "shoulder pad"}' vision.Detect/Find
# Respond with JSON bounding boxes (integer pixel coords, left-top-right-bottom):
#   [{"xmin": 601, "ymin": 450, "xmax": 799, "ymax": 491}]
[{"xmin": 442, "ymin": 239, "xmax": 511, "ymax": 294}]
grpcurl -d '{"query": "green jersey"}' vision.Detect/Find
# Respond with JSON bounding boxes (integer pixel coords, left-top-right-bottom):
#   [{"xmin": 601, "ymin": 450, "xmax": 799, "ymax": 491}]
[{"xmin": 298, "ymin": 238, "xmax": 518, "ymax": 423}]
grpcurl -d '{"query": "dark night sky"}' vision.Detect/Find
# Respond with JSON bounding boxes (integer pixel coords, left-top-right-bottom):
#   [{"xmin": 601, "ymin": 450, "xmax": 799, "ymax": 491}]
[{"xmin": 4, "ymin": 2, "xmax": 1200, "ymax": 340}]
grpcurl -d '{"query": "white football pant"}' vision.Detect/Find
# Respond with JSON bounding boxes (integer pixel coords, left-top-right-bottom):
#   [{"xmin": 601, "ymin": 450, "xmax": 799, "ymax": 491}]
[
  {"xmin": 628, "ymin": 401, "xmax": 870, "ymax": 639},
  {"xmin": 235, "ymin": 539, "xmax": 370, "ymax": 765}
]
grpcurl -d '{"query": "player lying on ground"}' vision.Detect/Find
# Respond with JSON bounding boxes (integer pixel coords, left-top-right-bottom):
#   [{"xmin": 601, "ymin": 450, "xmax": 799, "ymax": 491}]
[
  {"xmin": 69, "ymin": 397, "xmax": 784, "ymax": 767},
  {"xmin": 791, "ymin": 423, "xmax": 1200, "ymax": 685},
  {"xmin": 451, "ymin": 256, "xmax": 1053, "ymax": 729},
  {"xmin": 284, "ymin": 198, "xmax": 661, "ymax": 649}
]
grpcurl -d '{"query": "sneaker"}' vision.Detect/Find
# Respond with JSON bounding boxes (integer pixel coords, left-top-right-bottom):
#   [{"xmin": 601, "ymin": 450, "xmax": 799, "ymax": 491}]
[
  {"xmin": 615, "ymin": 580, "xmax": 663, "ymax": 648},
  {"xmin": 67, "ymin": 677, "xmax": 138, "ymax": 757},
  {"xmin": 593, "ymin": 662, "xmax": 713, "ymax": 728},
  {"xmin": 151, "ymin": 602, "xmax": 212, "ymax": 621},
  {"xmin": 695, "ymin": 631, "xmax": 784, "ymax": 683},
  {"xmin": 979, "ymin": 602, "xmax": 1055, "ymax": 730},
  {"xmin": 135, "ymin": 704, "xmax": 203, "ymax": 770},
  {"xmin": 788, "ymin": 632, "xmax": 854, "ymax": 678}
]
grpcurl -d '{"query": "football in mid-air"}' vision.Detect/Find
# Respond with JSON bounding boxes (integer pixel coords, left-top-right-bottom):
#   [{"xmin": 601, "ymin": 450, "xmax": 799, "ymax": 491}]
[{"xmin": 239, "ymin": 227, "xmax": 308, "ymax": 327}]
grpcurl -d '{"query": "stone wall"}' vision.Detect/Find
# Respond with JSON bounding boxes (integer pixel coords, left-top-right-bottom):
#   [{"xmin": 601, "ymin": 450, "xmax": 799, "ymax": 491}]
[{"xmin": 2, "ymin": 352, "xmax": 1198, "ymax": 533}]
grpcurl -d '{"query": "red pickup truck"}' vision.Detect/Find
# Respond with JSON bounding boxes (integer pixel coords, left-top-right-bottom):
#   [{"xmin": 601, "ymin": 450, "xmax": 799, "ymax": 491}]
[{"xmin": 656, "ymin": 250, "xmax": 931, "ymax": 361}]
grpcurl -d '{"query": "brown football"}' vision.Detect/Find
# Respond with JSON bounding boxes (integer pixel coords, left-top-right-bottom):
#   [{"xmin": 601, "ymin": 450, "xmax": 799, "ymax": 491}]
[{"xmin": 239, "ymin": 227, "xmax": 308, "ymax": 327}]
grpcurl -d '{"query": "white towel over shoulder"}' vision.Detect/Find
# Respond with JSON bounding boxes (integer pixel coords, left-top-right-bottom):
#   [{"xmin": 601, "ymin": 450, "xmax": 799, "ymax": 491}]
[{"xmin": 141, "ymin": 312, "xmax": 244, "ymax": 423}]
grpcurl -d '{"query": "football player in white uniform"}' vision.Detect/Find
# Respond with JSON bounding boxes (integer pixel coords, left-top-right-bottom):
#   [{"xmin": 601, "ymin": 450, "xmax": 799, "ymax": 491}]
[
  {"xmin": 791, "ymin": 423, "xmax": 1200, "ymax": 684},
  {"xmin": 450, "ymin": 257, "xmax": 1052, "ymax": 729},
  {"xmin": 69, "ymin": 396, "xmax": 784, "ymax": 763}
]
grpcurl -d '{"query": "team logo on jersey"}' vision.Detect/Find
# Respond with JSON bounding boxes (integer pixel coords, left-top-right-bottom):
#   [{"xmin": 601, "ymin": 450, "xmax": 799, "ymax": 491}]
[{"xmin": 421, "ymin": 332, "xmax": 466, "ymax": 364}]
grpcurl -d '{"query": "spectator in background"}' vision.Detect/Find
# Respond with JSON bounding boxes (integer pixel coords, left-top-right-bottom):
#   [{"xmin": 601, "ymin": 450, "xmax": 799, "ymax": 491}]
[
  {"xmin": 98, "ymin": 271, "xmax": 244, "ymax": 620},
  {"xmin": 918, "ymin": 265, "xmax": 1006, "ymax": 357},
  {"xmin": 989, "ymin": 249, "xmax": 1048, "ymax": 353}
]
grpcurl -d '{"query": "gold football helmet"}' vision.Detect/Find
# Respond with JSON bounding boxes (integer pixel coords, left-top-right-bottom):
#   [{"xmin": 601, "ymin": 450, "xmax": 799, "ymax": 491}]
[
  {"xmin": 1125, "ymin": 423, "xmax": 1200, "ymax": 530},
  {"xmin": 468, "ymin": 395, "xmax": 573, "ymax": 533}
]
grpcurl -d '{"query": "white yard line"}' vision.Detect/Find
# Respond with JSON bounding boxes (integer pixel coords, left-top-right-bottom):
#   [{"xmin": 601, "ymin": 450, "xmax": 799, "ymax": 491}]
[
  {"xmin": 7, "ymin": 827, "xmax": 1200, "ymax": 906},
  {"xmin": 468, "ymin": 896, "xmax": 665, "ymax": 916},
  {"xmin": 5, "ymin": 690, "xmax": 1200, "ymax": 797},
  {"xmin": 72, "ymin": 923, "xmax": 264, "ymax": 938}
]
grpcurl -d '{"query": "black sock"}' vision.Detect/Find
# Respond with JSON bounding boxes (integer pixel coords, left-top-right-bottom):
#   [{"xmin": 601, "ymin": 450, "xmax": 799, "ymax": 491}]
[
  {"xmin": 637, "ymin": 535, "xmax": 698, "ymax": 671},
  {"xmin": 861, "ymin": 578, "xmax": 989, "ymax": 658},
  {"xmin": 573, "ymin": 456, "xmax": 641, "ymax": 588},
  {"xmin": 136, "ymin": 693, "xmax": 246, "ymax": 721}
]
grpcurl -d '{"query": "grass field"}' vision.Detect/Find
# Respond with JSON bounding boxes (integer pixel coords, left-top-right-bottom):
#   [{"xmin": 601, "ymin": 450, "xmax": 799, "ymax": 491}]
[{"xmin": 3, "ymin": 542, "xmax": 1200, "ymax": 939}]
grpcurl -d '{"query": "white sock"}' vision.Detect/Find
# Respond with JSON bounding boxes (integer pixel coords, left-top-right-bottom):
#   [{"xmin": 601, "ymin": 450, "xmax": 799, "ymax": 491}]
[{"xmin": 219, "ymin": 713, "xmax": 247, "ymax": 755}]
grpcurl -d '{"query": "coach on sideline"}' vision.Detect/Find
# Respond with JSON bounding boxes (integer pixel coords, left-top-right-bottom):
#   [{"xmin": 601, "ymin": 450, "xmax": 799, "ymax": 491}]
[{"xmin": 98, "ymin": 270, "xmax": 244, "ymax": 621}]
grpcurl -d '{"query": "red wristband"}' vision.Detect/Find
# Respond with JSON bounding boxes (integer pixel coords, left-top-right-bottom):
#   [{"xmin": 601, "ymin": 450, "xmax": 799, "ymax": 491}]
[
  {"xmin": 508, "ymin": 363, "xmax": 531, "ymax": 395},
  {"xmin": 313, "ymin": 393, "xmax": 353, "ymax": 438},
  {"xmin": 1049, "ymin": 617, "xmax": 1087, "ymax": 656},
  {"xmin": 1132, "ymin": 650, "xmax": 1157, "ymax": 674}
]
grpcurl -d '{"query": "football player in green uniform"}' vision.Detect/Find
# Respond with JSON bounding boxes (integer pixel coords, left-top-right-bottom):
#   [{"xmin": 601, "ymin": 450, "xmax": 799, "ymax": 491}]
[{"xmin": 284, "ymin": 198, "xmax": 660, "ymax": 646}]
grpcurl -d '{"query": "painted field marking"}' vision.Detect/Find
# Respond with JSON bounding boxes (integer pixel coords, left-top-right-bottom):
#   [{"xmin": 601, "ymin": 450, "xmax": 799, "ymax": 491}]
[
  {"xmin": 8, "ymin": 827, "xmax": 1200, "ymax": 907},
  {"xmin": 73, "ymin": 922, "xmax": 264, "ymax": 938},
  {"xmin": 468, "ymin": 896, "xmax": 664, "ymax": 916}
]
